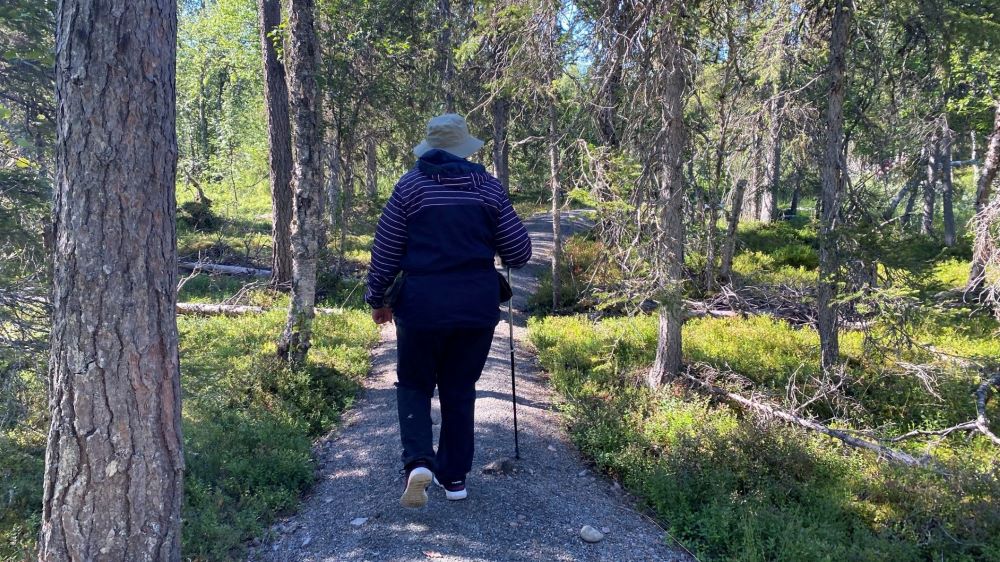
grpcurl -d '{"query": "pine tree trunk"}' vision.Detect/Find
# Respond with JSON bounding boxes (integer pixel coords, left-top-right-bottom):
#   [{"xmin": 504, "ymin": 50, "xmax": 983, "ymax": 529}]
[
  {"xmin": 941, "ymin": 117, "xmax": 956, "ymax": 246},
  {"xmin": 548, "ymin": 101, "xmax": 562, "ymax": 311},
  {"xmin": 492, "ymin": 97, "xmax": 511, "ymax": 188},
  {"xmin": 42, "ymin": 1, "xmax": 183, "ymax": 559},
  {"xmin": 365, "ymin": 135, "xmax": 378, "ymax": 199},
  {"xmin": 259, "ymin": 0, "xmax": 294, "ymax": 287},
  {"xmin": 967, "ymin": 102, "xmax": 1000, "ymax": 291},
  {"xmin": 647, "ymin": 12, "xmax": 687, "ymax": 388},
  {"xmin": 901, "ymin": 181, "xmax": 919, "ymax": 227},
  {"xmin": 324, "ymin": 104, "xmax": 342, "ymax": 234},
  {"xmin": 760, "ymin": 92, "xmax": 783, "ymax": 223},
  {"xmin": 278, "ymin": 0, "xmax": 325, "ymax": 367},
  {"xmin": 817, "ymin": 0, "xmax": 850, "ymax": 373},
  {"xmin": 439, "ymin": 0, "xmax": 454, "ymax": 112},
  {"xmin": 742, "ymin": 113, "xmax": 765, "ymax": 221},
  {"xmin": 883, "ymin": 170, "xmax": 920, "ymax": 221},
  {"xmin": 720, "ymin": 179, "xmax": 747, "ymax": 282},
  {"xmin": 922, "ymin": 130, "xmax": 939, "ymax": 236}
]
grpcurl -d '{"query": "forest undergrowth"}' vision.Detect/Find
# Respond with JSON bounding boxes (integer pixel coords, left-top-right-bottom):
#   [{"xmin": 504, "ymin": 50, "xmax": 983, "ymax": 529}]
[
  {"xmin": 0, "ymin": 175, "xmax": 381, "ymax": 560},
  {"xmin": 529, "ymin": 222, "xmax": 1000, "ymax": 561}
]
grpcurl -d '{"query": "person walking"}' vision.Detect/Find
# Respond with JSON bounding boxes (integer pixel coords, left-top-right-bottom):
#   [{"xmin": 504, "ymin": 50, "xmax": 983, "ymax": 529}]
[{"xmin": 365, "ymin": 114, "xmax": 532, "ymax": 508}]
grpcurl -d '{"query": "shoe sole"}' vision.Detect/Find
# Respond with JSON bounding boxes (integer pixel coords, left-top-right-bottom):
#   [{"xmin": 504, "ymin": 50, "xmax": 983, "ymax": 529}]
[
  {"xmin": 433, "ymin": 476, "xmax": 468, "ymax": 501},
  {"xmin": 400, "ymin": 468, "xmax": 432, "ymax": 508}
]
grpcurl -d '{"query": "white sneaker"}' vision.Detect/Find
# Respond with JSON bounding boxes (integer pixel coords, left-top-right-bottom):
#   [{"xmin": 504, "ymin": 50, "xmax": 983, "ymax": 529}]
[
  {"xmin": 433, "ymin": 475, "xmax": 468, "ymax": 501},
  {"xmin": 400, "ymin": 466, "xmax": 433, "ymax": 508}
]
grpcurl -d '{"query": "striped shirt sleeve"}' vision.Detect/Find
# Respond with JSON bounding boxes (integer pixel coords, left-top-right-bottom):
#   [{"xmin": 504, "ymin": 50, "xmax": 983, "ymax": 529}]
[
  {"xmin": 493, "ymin": 181, "xmax": 532, "ymax": 268},
  {"xmin": 365, "ymin": 183, "xmax": 408, "ymax": 308}
]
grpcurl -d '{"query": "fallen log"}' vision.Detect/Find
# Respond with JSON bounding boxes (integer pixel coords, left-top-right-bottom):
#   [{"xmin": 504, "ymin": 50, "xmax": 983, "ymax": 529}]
[
  {"xmin": 680, "ymin": 364, "xmax": 938, "ymax": 470},
  {"xmin": 176, "ymin": 302, "xmax": 343, "ymax": 317},
  {"xmin": 179, "ymin": 261, "xmax": 271, "ymax": 277}
]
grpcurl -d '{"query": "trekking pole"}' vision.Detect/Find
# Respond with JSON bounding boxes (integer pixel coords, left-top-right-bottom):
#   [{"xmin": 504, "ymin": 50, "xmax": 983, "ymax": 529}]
[{"xmin": 506, "ymin": 267, "xmax": 521, "ymax": 460}]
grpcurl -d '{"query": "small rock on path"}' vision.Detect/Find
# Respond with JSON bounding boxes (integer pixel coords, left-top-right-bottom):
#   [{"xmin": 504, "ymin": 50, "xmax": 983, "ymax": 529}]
[{"xmin": 250, "ymin": 211, "xmax": 690, "ymax": 562}]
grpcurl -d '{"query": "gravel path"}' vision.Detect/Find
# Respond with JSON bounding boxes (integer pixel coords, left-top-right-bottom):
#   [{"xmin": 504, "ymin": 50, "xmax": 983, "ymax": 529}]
[{"xmin": 250, "ymin": 212, "xmax": 689, "ymax": 562}]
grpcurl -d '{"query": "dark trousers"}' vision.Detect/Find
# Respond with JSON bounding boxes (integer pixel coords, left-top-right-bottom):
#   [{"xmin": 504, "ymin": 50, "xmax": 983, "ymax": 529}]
[{"xmin": 395, "ymin": 324, "xmax": 495, "ymax": 482}]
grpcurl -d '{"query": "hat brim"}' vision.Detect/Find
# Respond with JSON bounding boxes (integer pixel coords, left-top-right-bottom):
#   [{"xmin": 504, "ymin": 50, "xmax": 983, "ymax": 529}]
[{"xmin": 413, "ymin": 136, "xmax": 485, "ymax": 159}]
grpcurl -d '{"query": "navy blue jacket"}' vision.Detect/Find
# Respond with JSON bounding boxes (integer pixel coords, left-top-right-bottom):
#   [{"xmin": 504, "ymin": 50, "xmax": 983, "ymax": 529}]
[{"xmin": 365, "ymin": 149, "xmax": 532, "ymax": 328}]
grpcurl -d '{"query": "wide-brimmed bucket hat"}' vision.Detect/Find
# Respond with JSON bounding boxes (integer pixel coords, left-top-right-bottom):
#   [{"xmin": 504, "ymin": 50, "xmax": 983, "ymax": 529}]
[{"xmin": 412, "ymin": 113, "xmax": 484, "ymax": 159}]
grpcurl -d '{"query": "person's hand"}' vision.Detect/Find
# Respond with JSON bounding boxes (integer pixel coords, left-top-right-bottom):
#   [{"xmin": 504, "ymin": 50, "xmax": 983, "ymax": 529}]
[{"xmin": 372, "ymin": 307, "xmax": 393, "ymax": 325}]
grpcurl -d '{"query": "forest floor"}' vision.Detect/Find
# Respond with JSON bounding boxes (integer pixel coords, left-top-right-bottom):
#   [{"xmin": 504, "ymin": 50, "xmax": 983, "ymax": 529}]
[{"xmin": 249, "ymin": 211, "xmax": 692, "ymax": 562}]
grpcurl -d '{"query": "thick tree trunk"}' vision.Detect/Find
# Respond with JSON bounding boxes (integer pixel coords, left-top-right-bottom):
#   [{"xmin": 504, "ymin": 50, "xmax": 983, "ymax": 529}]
[
  {"xmin": 720, "ymin": 179, "xmax": 747, "ymax": 282},
  {"xmin": 278, "ymin": 0, "xmax": 325, "ymax": 367},
  {"xmin": 42, "ymin": 1, "xmax": 183, "ymax": 559},
  {"xmin": 922, "ymin": 130, "xmax": 939, "ymax": 236},
  {"xmin": 492, "ymin": 97, "xmax": 511, "ymax": 189},
  {"xmin": 967, "ymin": 102, "xmax": 1000, "ymax": 292},
  {"xmin": 817, "ymin": 0, "xmax": 850, "ymax": 373},
  {"xmin": 647, "ymin": 12, "xmax": 687, "ymax": 388},
  {"xmin": 941, "ymin": 117, "xmax": 956, "ymax": 246},
  {"xmin": 365, "ymin": 135, "xmax": 378, "ymax": 200},
  {"xmin": 258, "ymin": 0, "xmax": 294, "ymax": 287}
]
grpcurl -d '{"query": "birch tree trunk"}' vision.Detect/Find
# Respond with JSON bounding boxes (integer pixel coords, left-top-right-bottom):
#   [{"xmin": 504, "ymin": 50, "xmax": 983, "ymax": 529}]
[
  {"xmin": 258, "ymin": 0, "xmax": 295, "ymax": 287},
  {"xmin": 941, "ymin": 117, "xmax": 956, "ymax": 246},
  {"xmin": 42, "ymin": 1, "xmax": 184, "ymax": 559},
  {"xmin": 647, "ymin": 7, "xmax": 688, "ymax": 387},
  {"xmin": 967, "ymin": 101, "xmax": 1000, "ymax": 292},
  {"xmin": 278, "ymin": 0, "xmax": 325, "ymax": 367},
  {"xmin": 817, "ymin": 0, "xmax": 850, "ymax": 372}
]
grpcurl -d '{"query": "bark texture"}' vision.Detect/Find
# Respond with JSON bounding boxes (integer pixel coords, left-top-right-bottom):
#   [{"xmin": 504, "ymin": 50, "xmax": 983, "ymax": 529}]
[
  {"xmin": 647, "ymin": 7, "xmax": 687, "ymax": 387},
  {"xmin": 258, "ymin": 0, "xmax": 294, "ymax": 287},
  {"xmin": 492, "ymin": 97, "xmax": 511, "ymax": 189},
  {"xmin": 817, "ymin": 0, "xmax": 850, "ymax": 372},
  {"xmin": 42, "ymin": 1, "xmax": 184, "ymax": 559},
  {"xmin": 278, "ymin": 0, "xmax": 325, "ymax": 367}
]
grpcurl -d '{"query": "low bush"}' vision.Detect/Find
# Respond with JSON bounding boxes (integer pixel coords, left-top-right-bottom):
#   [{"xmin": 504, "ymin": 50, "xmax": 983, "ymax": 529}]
[
  {"xmin": 529, "ymin": 314, "xmax": 1000, "ymax": 561},
  {"xmin": 0, "ymin": 308, "xmax": 378, "ymax": 560}
]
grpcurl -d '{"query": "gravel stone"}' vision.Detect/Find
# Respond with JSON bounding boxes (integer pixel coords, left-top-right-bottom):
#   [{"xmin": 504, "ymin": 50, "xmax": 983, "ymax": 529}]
[
  {"xmin": 580, "ymin": 525, "xmax": 605, "ymax": 543},
  {"xmin": 249, "ymin": 212, "xmax": 689, "ymax": 562}
]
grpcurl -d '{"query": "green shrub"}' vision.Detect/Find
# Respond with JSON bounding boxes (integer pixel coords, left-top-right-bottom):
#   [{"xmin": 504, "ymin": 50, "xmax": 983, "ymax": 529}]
[
  {"xmin": 528, "ymin": 314, "xmax": 1000, "ymax": 561},
  {"xmin": 176, "ymin": 309, "xmax": 377, "ymax": 558}
]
